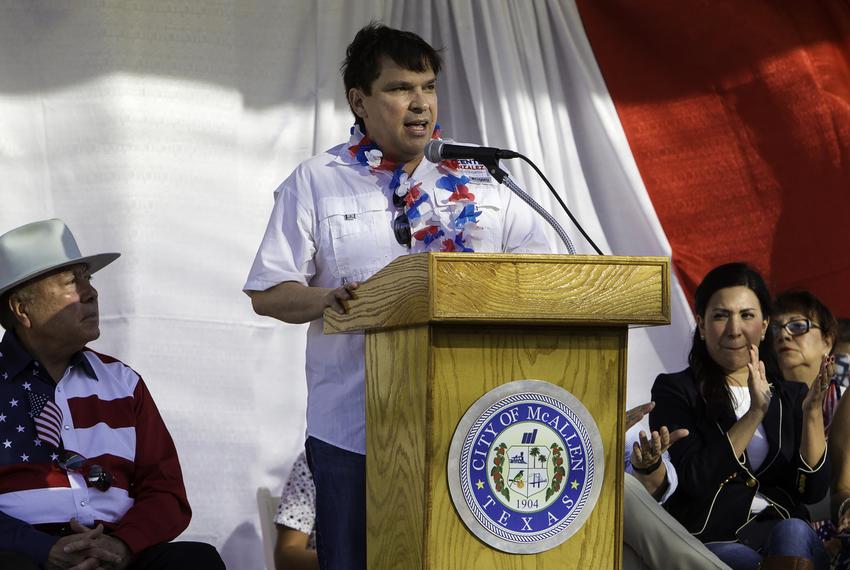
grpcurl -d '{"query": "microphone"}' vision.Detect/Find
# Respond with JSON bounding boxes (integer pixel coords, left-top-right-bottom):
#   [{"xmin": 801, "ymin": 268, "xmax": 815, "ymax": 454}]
[
  {"xmin": 423, "ymin": 138, "xmax": 604, "ymax": 255},
  {"xmin": 424, "ymin": 139, "xmax": 519, "ymax": 164}
]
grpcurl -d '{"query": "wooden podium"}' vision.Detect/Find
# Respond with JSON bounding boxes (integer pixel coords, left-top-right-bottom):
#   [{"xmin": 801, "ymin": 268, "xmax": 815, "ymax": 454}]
[{"xmin": 324, "ymin": 253, "xmax": 670, "ymax": 569}]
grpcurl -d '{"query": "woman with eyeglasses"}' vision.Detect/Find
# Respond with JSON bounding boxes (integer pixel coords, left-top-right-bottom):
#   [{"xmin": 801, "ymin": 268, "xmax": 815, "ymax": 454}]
[
  {"xmin": 773, "ymin": 290, "xmax": 841, "ymax": 432},
  {"xmin": 772, "ymin": 291, "xmax": 850, "ymax": 568},
  {"xmin": 649, "ymin": 263, "xmax": 830, "ymax": 570}
]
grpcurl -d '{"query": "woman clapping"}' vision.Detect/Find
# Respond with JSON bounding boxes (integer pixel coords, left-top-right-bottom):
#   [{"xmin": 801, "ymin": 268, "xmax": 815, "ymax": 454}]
[
  {"xmin": 650, "ymin": 263, "xmax": 830, "ymax": 570},
  {"xmin": 773, "ymin": 290, "xmax": 841, "ymax": 431}
]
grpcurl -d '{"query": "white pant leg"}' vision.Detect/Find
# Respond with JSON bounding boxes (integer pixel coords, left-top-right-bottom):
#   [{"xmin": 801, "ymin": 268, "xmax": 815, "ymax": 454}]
[{"xmin": 623, "ymin": 473, "xmax": 731, "ymax": 569}]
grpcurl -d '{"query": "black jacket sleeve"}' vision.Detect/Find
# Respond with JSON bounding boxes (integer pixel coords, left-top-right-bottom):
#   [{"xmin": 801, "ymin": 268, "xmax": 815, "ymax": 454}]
[{"xmin": 650, "ymin": 371, "xmax": 743, "ymax": 496}]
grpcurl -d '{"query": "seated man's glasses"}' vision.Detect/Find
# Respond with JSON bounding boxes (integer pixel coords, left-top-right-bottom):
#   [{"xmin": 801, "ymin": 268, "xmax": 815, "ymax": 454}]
[{"xmin": 770, "ymin": 317, "xmax": 821, "ymax": 337}]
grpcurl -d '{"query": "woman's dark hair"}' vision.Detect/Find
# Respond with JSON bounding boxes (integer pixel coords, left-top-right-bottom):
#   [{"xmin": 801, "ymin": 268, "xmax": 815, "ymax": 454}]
[
  {"xmin": 773, "ymin": 289, "xmax": 839, "ymax": 351},
  {"xmin": 689, "ymin": 262, "xmax": 779, "ymax": 420},
  {"xmin": 341, "ymin": 22, "xmax": 443, "ymax": 127}
]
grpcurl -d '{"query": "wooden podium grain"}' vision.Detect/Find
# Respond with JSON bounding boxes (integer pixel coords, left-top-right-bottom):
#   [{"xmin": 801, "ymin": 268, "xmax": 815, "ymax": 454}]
[{"xmin": 324, "ymin": 253, "xmax": 670, "ymax": 569}]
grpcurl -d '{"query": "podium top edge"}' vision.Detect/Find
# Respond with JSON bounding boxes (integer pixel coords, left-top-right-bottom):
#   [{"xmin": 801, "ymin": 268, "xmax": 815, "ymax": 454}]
[
  {"xmin": 323, "ymin": 254, "xmax": 671, "ymax": 333},
  {"xmin": 419, "ymin": 252, "xmax": 669, "ymax": 264}
]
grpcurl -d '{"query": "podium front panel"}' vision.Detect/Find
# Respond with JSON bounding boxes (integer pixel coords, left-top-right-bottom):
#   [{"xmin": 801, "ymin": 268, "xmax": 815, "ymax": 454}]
[{"xmin": 366, "ymin": 324, "xmax": 627, "ymax": 569}]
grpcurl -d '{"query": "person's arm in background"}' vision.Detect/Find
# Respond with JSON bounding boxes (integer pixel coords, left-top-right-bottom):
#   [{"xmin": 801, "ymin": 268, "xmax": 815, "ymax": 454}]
[
  {"xmin": 799, "ymin": 356, "xmax": 829, "ymax": 472},
  {"xmin": 830, "ymin": 389, "xmax": 850, "ymax": 530},
  {"xmin": 625, "ymin": 402, "xmax": 688, "ymax": 501},
  {"xmin": 0, "ymin": 510, "xmax": 60, "ymax": 566},
  {"xmin": 274, "ymin": 525, "xmax": 318, "ymax": 570},
  {"xmin": 273, "ymin": 452, "xmax": 318, "ymax": 570}
]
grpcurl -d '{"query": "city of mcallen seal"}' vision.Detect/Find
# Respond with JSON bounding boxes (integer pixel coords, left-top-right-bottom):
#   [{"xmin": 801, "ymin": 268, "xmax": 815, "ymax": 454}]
[{"xmin": 447, "ymin": 380, "xmax": 604, "ymax": 554}]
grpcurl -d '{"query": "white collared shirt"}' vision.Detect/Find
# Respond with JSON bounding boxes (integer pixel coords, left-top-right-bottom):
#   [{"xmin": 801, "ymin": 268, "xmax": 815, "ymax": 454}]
[{"xmin": 244, "ymin": 128, "xmax": 552, "ymax": 453}]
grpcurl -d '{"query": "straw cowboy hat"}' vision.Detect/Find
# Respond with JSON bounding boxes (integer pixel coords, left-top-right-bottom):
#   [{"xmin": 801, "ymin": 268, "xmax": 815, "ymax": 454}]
[{"xmin": 0, "ymin": 218, "xmax": 120, "ymax": 297}]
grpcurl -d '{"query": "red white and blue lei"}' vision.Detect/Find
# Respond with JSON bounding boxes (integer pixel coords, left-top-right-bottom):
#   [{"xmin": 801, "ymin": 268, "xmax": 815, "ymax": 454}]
[{"xmin": 347, "ymin": 124, "xmax": 486, "ymax": 253}]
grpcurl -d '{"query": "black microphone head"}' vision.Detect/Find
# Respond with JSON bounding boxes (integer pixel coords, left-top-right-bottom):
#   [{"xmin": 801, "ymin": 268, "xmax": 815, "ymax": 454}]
[{"xmin": 424, "ymin": 139, "xmax": 444, "ymax": 163}]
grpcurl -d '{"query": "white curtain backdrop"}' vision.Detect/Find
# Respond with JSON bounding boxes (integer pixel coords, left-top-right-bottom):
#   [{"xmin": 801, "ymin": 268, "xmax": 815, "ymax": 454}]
[{"xmin": 0, "ymin": 1, "xmax": 694, "ymax": 567}]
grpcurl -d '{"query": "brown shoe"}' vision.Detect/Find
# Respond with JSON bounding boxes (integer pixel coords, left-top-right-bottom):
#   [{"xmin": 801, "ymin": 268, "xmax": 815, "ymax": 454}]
[{"xmin": 759, "ymin": 556, "xmax": 814, "ymax": 570}]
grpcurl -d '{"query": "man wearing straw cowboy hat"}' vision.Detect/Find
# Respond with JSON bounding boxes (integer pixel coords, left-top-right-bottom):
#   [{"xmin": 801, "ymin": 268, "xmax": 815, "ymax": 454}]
[{"xmin": 0, "ymin": 219, "xmax": 224, "ymax": 570}]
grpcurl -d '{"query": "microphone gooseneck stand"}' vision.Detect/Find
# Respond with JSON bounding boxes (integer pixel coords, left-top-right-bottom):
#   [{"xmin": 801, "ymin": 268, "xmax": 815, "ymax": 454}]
[
  {"xmin": 481, "ymin": 158, "xmax": 603, "ymax": 256},
  {"xmin": 503, "ymin": 172, "xmax": 576, "ymax": 254}
]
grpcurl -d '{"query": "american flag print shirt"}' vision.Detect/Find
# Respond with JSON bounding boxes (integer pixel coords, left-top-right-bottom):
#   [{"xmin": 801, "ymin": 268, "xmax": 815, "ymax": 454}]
[{"xmin": 0, "ymin": 331, "xmax": 191, "ymax": 560}]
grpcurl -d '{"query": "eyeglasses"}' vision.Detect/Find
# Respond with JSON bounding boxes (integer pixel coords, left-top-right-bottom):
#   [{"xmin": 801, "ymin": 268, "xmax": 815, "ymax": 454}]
[
  {"xmin": 770, "ymin": 317, "xmax": 821, "ymax": 337},
  {"xmin": 57, "ymin": 450, "xmax": 113, "ymax": 492},
  {"xmin": 392, "ymin": 190, "xmax": 411, "ymax": 247}
]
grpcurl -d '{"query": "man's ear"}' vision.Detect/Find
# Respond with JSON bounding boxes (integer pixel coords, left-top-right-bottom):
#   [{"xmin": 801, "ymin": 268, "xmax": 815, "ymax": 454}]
[
  {"xmin": 9, "ymin": 294, "xmax": 32, "ymax": 329},
  {"xmin": 348, "ymin": 88, "xmax": 368, "ymax": 120}
]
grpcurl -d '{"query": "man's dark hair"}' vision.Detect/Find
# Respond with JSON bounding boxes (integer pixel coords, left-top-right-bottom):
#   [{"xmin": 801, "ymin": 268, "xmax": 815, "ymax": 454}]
[{"xmin": 341, "ymin": 22, "xmax": 443, "ymax": 126}]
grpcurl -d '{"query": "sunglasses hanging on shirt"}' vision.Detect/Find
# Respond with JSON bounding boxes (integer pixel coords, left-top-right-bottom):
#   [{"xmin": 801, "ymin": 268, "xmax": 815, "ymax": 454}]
[
  {"xmin": 56, "ymin": 447, "xmax": 113, "ymax": 492},
  {"xmin": 391, "ymin": 184, "xmax": 412, "ymax": 247}
]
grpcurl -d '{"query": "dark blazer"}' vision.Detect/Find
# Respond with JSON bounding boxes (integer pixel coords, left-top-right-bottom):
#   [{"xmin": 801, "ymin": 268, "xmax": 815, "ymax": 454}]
[{"xmin": 649, "ymin": 368, "xmax": 829, "ymax": 544}]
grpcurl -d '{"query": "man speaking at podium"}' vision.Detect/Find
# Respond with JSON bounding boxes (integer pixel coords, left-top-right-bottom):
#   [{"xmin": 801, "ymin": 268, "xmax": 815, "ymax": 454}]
[{"xmin": 244, "ymin": 23, "xmax": 550, "ymax": 569}]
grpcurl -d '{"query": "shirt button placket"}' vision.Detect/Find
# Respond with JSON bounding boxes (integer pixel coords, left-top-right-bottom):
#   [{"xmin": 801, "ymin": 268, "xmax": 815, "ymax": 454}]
[{"xmin": 56, "ymin": 375, "xmax": 92, "ymax": 525}]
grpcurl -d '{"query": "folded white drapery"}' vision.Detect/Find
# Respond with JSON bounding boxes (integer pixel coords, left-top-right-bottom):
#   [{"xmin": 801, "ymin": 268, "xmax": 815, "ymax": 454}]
[{"xmin": 0, "ymin": 1, "xmax": 692, "ymax": 567}]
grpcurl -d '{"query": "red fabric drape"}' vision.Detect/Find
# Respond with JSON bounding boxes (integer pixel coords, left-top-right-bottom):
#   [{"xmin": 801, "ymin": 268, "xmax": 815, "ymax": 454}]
[{"xmin": 577, "ymin": 1, "xmax": 850, "ymax": 316}]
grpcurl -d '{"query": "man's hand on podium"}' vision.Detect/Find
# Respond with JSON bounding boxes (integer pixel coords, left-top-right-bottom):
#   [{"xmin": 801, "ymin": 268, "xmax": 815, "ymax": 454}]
[{"xmin": 325, "ymin": 281, "xmax": 360, "ymax": 314}]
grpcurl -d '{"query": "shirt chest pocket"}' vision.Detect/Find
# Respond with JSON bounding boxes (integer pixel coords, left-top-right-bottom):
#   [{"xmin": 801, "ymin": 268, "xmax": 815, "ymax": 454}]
[
  {"xmin": 319, "ymin": 194, "xmax": 399, "ymax": 281},
  {"xmin": 462, "ymin": 188, "xmax": 504, "ymax": 252}
]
